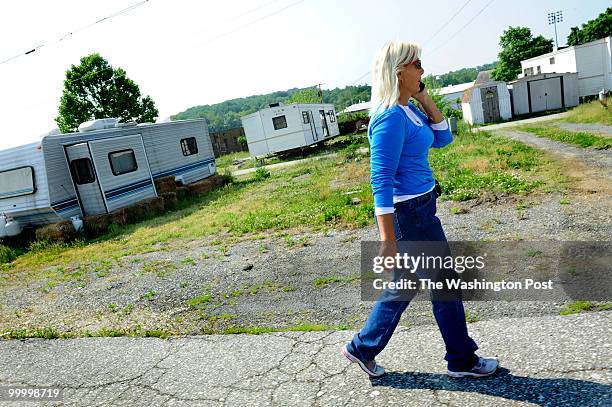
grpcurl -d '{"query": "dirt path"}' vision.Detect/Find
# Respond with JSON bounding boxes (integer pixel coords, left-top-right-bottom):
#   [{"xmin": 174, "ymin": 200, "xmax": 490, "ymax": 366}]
[
  {"xmin": 551, "ymin": 122, "xmax": 612, "ymax": 137},
  {"xmin": 490, "ymin": 128, "xmax": 612, "ymax": 179},
  {"xmin": 473, "ymin": 112, "xmax": 569, "ymax": 131}
]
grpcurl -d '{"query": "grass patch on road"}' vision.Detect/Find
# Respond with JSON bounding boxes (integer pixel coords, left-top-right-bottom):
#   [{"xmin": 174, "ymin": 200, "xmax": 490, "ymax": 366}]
[
  {"xmin": 562, "ymin": 98, "xmax": 612, "ymax": 126},
  {"xmin": 559, "ymin": 301, "xmax": 612, "ymax": 315},
  {"xmin": 0, "ymin": 323, "xmax": 350, "ymax": 340},
  {"xmin": 517, "ymin": 125, "xmax": 611, "ymax": 149}
]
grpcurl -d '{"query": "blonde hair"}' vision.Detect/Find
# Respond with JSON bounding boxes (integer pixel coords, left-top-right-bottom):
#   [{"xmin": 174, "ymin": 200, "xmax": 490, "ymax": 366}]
[{"xmin": 369, "ymin": 41, "xmax": 421, "ymax": 115}]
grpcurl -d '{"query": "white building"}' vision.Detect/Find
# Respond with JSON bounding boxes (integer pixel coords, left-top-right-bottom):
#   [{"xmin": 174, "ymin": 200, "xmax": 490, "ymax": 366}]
[
  {"xmin": 438, "ymin": 82, "xmax": 474, "ymax": 109},
  {"xmin": 520, "ymin": 36, "xmax": 612, "ymax": 98}
]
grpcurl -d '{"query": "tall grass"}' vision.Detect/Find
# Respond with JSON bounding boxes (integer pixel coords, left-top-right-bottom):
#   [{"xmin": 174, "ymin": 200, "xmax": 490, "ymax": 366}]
[{"xmin": 563, "ymin": 98, "xmax": 611, "ymax": 126}]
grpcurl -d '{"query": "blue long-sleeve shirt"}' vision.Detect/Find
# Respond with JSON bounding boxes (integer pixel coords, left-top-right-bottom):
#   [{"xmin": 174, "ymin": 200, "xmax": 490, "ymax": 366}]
[{"xmin": 369, "ymin": 102, "xmax": 453, "ymax": 215}]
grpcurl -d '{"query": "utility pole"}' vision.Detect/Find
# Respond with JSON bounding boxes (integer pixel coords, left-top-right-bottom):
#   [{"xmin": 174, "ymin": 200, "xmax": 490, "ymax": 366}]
[
  {"xmin": 548, "ymin": 10, "xmax": 563, "ymax": 49},
  {"xmin": 317, "ymin": 83, "xmax": 324, "ymax": 103}
]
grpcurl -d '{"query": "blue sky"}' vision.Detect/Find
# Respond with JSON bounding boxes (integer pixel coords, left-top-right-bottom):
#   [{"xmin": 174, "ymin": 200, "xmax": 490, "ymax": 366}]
[{"xmin": 0, "ymin": 0, "xmax": 608, "ymax": 149}]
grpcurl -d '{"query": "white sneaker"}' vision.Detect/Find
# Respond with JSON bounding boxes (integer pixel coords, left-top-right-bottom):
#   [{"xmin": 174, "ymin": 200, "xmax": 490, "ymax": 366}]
[
  {"xmin": 447, "ymin": 356, "xmax": 499, "ymax": 378},
  {"xmin": 341, "ymin": 345, "xmax": 386, "ymax": 377}
]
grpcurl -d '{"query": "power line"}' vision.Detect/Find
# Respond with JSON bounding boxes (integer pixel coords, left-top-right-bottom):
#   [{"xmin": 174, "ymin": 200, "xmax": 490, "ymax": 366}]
[
  {"xmin": 8, "ymin": 0, "xmax": 307, "ymax": 114},
  {"xmin": 0, "ymin": 0, "xmax": 151, "ymax": 66},
  {"xmin": 190, "ymin": 0, "xmax": 305, "ymax": 49},
  {"xmin": 61, "ymin": 0, "xmax": 305, "ymax": 90},
  {"xmin": 421, "ymin": 0, "xmax": 473, "ymax": 46},
  {"xmin": 425, "ymin": 0, "xmax": 496, "ymax": 56},
  {"xmin": 348, "ymin": 0, "xmax": 496, "ymax": 86}
]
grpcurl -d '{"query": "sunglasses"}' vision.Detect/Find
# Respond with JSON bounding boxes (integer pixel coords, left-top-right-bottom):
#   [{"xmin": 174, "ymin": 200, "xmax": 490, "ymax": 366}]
[{"xmin": 403, "ymin": 59, "xmax": 422, "ymax": 70}]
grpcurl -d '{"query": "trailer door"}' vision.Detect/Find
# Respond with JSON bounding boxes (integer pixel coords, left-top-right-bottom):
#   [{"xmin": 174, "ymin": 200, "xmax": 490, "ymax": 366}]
[
  {"xmin": 65, "ymin": 143, "xmax": 107, "ymax": 216},
  {"xmin": 88, "ymin": 134, "xmax": 156, "ymax": 213},
  {"xmin": 308, "ymin": 111, "xmax": 319, "ymax": 141},
  {"xmin": 319, "ymin": 110, "xmax": 330, "ymax": 138}
]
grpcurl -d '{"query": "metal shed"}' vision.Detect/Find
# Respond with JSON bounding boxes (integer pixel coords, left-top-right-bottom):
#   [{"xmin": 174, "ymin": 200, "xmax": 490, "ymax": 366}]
[
  {"xmin": 461, "ymin": 71, "xmax": 512, "ymax": 125},
  {"xmin": 508, "ymin": 73, "xmax": 579, "ymax": 116}
]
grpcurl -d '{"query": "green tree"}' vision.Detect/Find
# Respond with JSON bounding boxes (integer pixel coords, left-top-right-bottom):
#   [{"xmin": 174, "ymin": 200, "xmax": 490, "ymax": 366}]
[
  {"xmin": 567, "ymin": 7, "xmax": 611, "ymax": 46},
  {"xmin": 491, "ymin": 27, "xmax": 553, "ymax": 82},
  {"xmin": 56, "ymin": 53, "xmax": 158, "ymax": 133},
  {"xmin": 284, "ymin": 88, "xmax": 322, "ymax": 104}
]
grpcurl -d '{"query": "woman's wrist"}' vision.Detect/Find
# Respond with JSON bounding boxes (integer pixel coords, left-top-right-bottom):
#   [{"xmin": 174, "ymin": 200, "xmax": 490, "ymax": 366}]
[{"xmin": 416, "ymin": 95, "xmax": 444, "ymax": 123}]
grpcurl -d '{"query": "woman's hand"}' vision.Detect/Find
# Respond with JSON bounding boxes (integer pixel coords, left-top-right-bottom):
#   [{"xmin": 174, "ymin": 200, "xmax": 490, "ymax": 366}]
[
  {"xmin": 375, "ymin": 213, "xmax": 398, "ymax": 273},
  {"xmin": 377, "ymin": 240, "xmax": 398, "ymax": 273},
  {"xmin": 413, "ymin": 89, "xmax": 444, "ymax": 124},
  {"xmin": 412, "ymin": 85, "xmax": 430, "ymax": 105}
]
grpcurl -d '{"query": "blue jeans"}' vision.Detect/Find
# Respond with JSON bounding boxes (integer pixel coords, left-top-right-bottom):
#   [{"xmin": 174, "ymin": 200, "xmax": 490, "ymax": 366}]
[{"xmin": 347, "ymin": 190, "xmax": 479, "ymax": 371}]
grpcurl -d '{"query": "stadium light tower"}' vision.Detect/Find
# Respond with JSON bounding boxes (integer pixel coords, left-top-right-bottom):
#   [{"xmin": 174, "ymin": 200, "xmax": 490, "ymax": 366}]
[{"xmin": 548, "ymin": 10, "xmax": 563, "ymax": 49}]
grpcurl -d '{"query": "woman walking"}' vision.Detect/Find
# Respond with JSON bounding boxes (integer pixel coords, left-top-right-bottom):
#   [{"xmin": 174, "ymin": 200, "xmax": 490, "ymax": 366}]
[{"xmin": 341, "ymin": 40, "xmax": 498, "ymax": 378}]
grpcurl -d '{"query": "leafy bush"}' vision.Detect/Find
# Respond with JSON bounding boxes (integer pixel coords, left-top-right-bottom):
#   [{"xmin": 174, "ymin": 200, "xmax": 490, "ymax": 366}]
[
  {"xmin": 222, "ymin": 169, "xmax": 235, "ymax": 185},
  {"xmin": 0, "ymin": 244, "xmax": 19, "ymax": 264},
  {"xmin": 337, "ymin": 111, "xmax": 369, "ymax": 125},
  {"xmin": 252, "ymin": 167, "xmax": 271, "ymax": 182}
]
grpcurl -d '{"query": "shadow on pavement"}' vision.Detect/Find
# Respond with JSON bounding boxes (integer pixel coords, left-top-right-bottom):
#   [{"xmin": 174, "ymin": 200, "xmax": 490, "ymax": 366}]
[{"xmin": 370, "ymin": 368, "xmax": 611, "ymax": 406}]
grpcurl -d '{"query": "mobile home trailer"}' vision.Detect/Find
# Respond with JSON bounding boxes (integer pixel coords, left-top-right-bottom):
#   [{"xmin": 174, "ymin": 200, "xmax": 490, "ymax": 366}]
[
  {"xmin": 0, "ymin": 119, "xmax": 215, "ymax": 237},
  {"xmin": 241, "ymin": 103, "xmax": 340, "ymax": 156}
]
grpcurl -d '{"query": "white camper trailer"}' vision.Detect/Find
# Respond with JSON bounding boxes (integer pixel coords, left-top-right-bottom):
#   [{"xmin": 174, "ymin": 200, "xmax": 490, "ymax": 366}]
[
  {"xmin": 241, "ymin": 103, "xmax": 340, "ymax": 156},
  {"xmin": 0, "ymin": 119, "xmax": 215, "ymax": 238}
]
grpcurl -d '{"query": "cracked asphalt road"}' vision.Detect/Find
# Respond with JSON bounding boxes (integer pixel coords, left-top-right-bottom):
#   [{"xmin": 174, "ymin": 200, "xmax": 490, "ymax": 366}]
[{"xmin": 0, "ymin": 311, "xmax": 610, "ymax": 406}]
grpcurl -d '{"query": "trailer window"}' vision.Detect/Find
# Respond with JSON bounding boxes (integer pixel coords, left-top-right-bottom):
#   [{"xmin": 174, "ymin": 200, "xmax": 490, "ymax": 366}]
[
  {"xmin": 328, "ymin": 110, "xmax": 336, "ymax": 122},
  {"xmin": 70, "ymin": 158, "xmax": 96, "ymax": 185},
  {"xmin": 180, "ymin": 137, "xmax": 198, "ymax": 156},
  {"xmin": 0, "ymin": 166, "xmax": 35, "ymax": 199},
  {"xmin": 272, "ymin": 115, "xmax": 287, "ymax": 130},
  {"xmin": 302, "ymin": 112, "xmax": 310, "ymax": 124},
  {"xmin": 109, "ymin": 149, "xmax": 138, "ymax": 176}
]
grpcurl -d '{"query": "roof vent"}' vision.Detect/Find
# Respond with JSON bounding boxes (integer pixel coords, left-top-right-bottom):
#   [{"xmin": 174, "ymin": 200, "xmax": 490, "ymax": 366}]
[
  {"xmin": 78, "ymin": 118, "xmax": 118, "ymax": 132},
  {"xmin": 115, "ymin": 121, "xmax": 137, "ymax": 128}
]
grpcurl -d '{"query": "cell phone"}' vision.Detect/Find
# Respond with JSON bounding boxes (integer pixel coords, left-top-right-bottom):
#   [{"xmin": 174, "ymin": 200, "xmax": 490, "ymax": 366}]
[{"xmin": 419, "ymin": 81, "xmax": 426, "ymax": 92}]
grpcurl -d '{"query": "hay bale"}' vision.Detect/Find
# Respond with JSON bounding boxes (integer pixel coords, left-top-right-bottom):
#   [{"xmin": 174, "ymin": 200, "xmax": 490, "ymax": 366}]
[
  {"xmin": 140, "ymin": 196, "xmax": 165, "ymax": 216},
  {"xmin": 154, "ymin": 176, "xmax": 177, "ymax": 194},
  {"xmin": 176, "ymin": 186, "xmax": 189, "ymax": 200},
  {"xmin": 125, "ymin": 202, "xmax": 146, "ymax": 223},
  {"xmin": 187, "ymin": 179, "xmax": 214, "ymax": 196},
  {"xmin": 110, "ymin": 208, "xmax": 129, "ymax": 226},
  {"xmin": 161, "ymin": 192, "xmax": 178, "ymax": 209},
  {"xmin": 35, "ymin": 221, "xmax": 77, "ymax": 243},
  {"xmin": 83, "ymin": 214, "xmax": 111, "ymax": 237}
]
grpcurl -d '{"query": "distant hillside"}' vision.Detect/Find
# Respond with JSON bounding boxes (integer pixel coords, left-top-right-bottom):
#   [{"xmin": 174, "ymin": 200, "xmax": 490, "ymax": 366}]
[
  {"xmin": 426, "ymin": 61, "xmax": 498, "ymax": 87},
  {"xmin": 172, "ymin": 62, "xmax": 496, "ymax": 132},
  {"xmin": 171, "ymin": 86, "xmax": 370, "ymax": 133}
]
